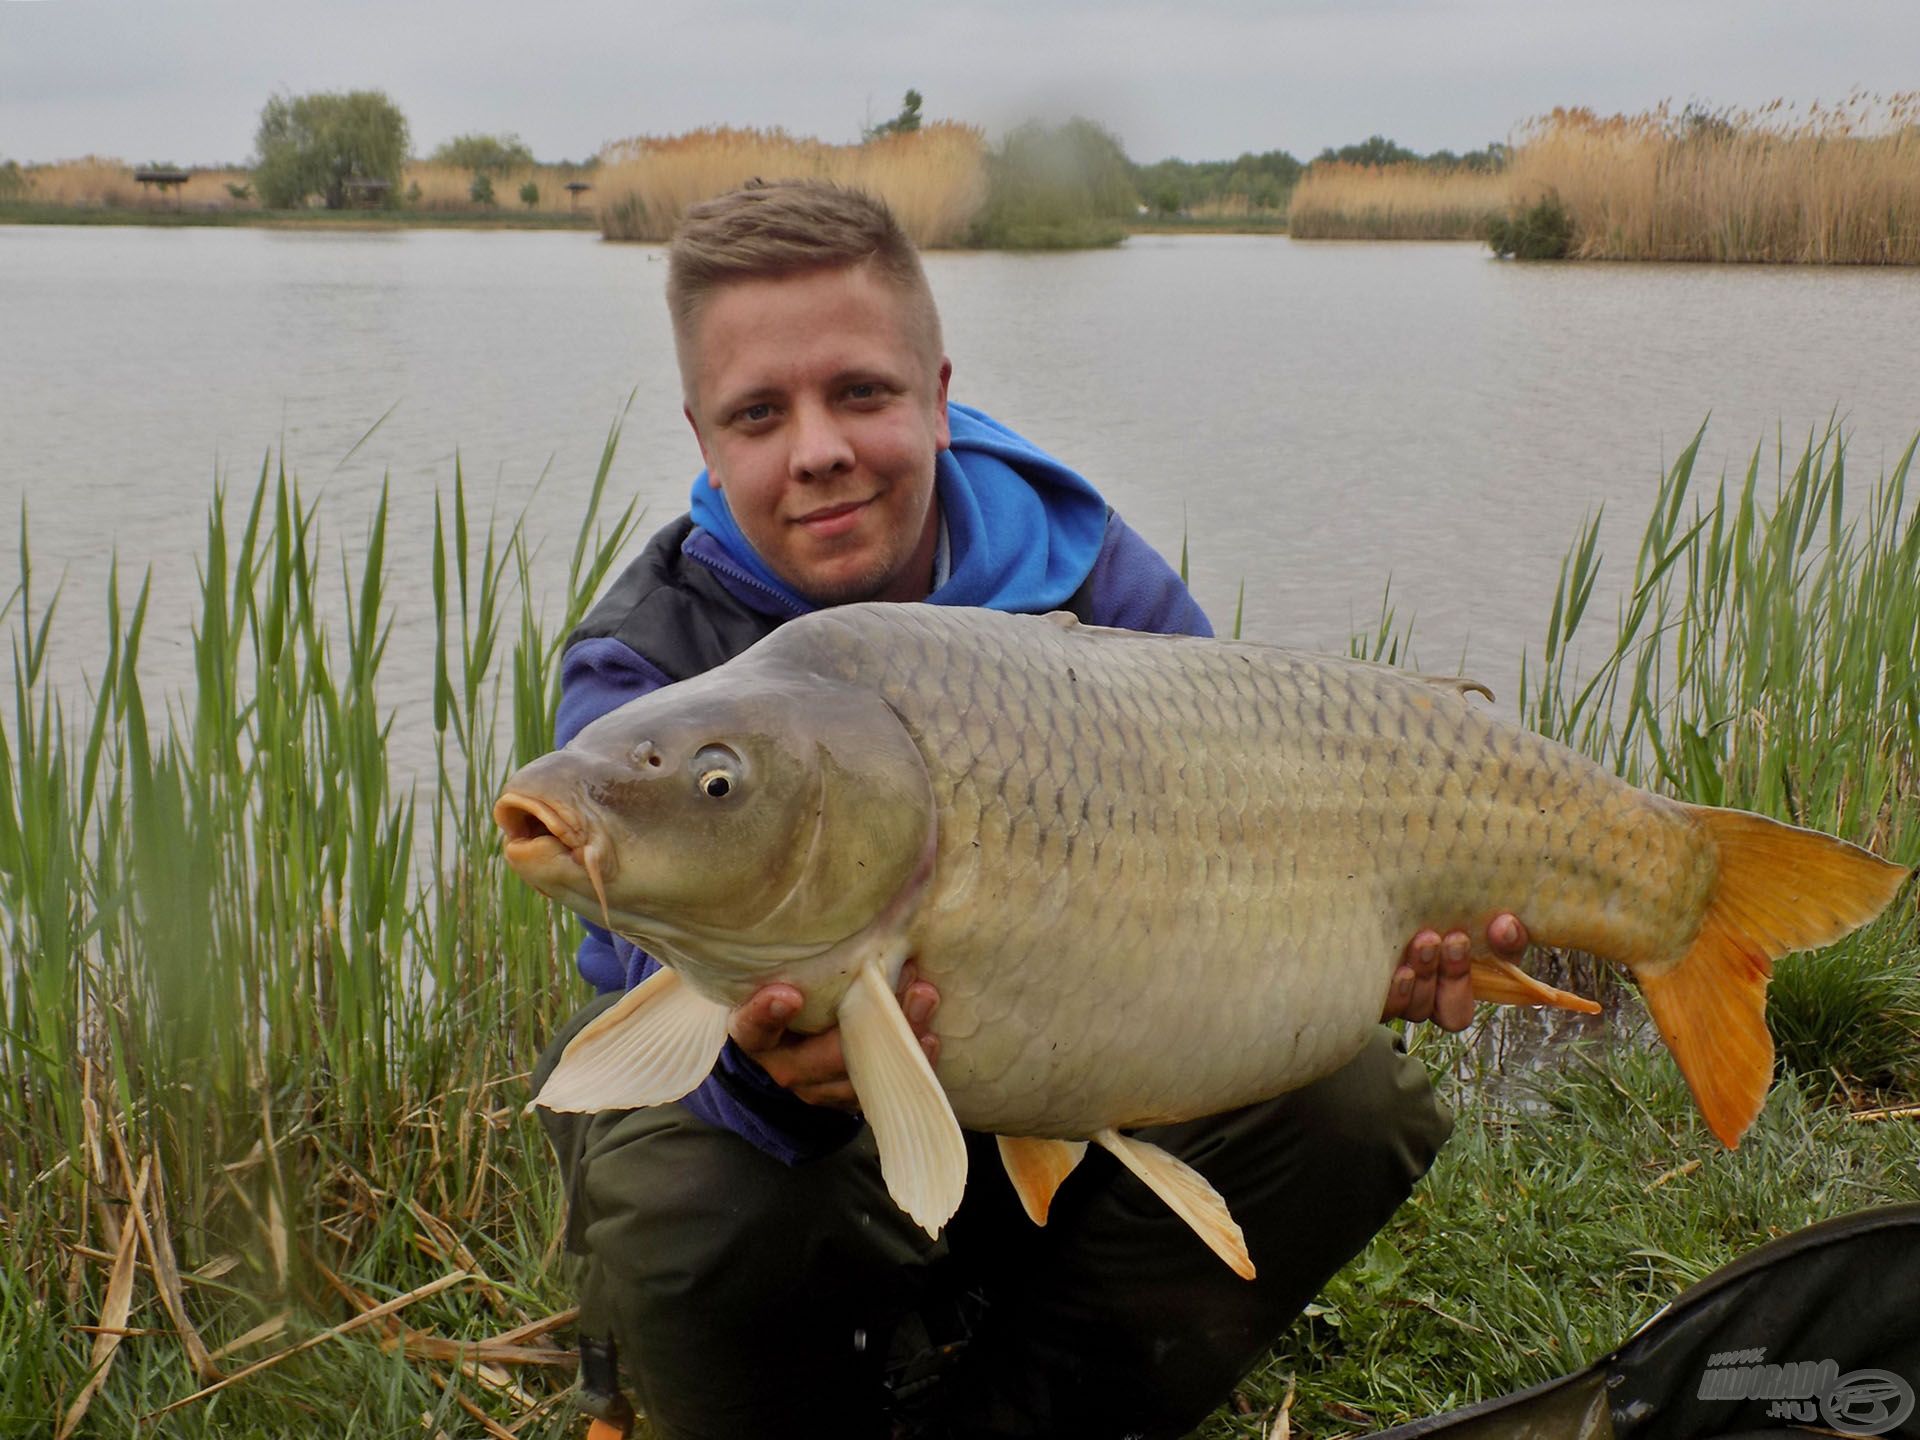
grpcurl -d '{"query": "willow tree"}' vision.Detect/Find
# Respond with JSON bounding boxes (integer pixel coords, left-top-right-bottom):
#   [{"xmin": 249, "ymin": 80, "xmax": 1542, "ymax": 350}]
[{"xmin": 253, "ymin": 90, "xmax": 409, "ymax": 209}]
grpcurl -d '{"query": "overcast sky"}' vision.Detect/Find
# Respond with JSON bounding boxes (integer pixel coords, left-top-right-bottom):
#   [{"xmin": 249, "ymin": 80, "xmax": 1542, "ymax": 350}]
[{"xmin": 4, "ymin": 0, "xmax": 1918, "ymax": 167}]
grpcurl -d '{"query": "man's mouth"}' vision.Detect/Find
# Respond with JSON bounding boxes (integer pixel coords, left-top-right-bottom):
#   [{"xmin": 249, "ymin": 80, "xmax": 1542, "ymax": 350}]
[{"xmin": 792, "ymin": 497, "xmax": 873, "ymax": 538}]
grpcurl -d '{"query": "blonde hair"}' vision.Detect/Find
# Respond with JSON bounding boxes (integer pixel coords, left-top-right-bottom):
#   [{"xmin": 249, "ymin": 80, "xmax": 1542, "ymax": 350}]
[{"xmin": 666, "ymin": 179, "xmax": 944, "ymax": 387}]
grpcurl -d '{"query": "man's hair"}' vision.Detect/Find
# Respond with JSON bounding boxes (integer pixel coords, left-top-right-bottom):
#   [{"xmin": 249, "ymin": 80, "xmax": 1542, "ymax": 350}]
[{"xmin": 666, "ymin": 179, "xmax": 944, "ymax": 392}]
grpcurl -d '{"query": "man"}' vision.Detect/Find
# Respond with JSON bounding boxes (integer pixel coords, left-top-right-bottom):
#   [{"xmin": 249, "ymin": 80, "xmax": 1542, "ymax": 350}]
[{"xmin": 536, "ymin": 179, "xmax": 1528, "ymax": 1439}]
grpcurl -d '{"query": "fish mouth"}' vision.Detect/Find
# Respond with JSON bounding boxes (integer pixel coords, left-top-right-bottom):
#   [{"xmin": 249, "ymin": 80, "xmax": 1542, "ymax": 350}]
[{"xmin": 493, "ymin": 791, "xmax": 613, "ymax": 927}]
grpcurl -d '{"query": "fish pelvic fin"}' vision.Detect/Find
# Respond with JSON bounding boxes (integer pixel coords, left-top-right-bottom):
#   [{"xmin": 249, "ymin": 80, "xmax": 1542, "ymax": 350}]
[
  {"xmin": 1470, "ymin": 955, "xmax": 1601, "ymax": 1015},
  {"xmin": 1643, "ymin": 807, "xmax": 1911, "ymax": 1149},
  {"xmin": 532, "ymin": 967, "xmax": 730, "ymax": 1113},
  {"xmin": 996, "ymin": 1136, "xmax": 1088, "ymax": 1226},
  {"xmin": 840, "ymin": 959, "xmax": 968, "ymax": 1240},
  {"xmin": 1093, "ymin": 1129, "xmax": 1255, "ymax": 1280}
]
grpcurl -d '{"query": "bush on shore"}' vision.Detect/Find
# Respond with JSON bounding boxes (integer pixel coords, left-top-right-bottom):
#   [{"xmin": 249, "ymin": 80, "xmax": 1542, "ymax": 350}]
[{"xmin": 965, "ymin": 117, "xmax": 1137, "ymax": 249}]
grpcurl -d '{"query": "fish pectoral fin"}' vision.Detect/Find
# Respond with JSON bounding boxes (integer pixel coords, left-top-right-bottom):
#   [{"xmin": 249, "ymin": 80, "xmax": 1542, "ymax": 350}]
[
  {"xmin": 839, "ymin": 959, "xmax": 967, "ymax": 1240},
  {"xmin": 1407, "ymin": 671, "xmax": 1496, "ymax": 704},
  {"xmin": 533, "ymin": 967, "xmax": 730, "ymax": 1113},
  {"xmin": 996, "ymin": 1135, "xmax": 1088, "ymax": 1226},
  {"xmin": 1470, "ymin": 955, "xmax": 1602, "ymax": 1015},
  {"xmin": 1093, "ymin": 1129, "xmax": 1255, "ymax": 1280}
]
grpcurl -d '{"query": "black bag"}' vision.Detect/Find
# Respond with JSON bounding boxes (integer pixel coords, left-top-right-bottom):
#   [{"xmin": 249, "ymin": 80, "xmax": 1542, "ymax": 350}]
[{"xmin": 1366, "ymin": 1204, "xmax": 1920, "ymax": 1440}]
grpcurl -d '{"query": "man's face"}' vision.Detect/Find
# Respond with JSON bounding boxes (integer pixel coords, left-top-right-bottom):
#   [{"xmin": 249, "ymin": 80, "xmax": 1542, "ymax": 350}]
[{"xmin": 683, "ymin": 264, "xmax": 952, "ymax": 606}]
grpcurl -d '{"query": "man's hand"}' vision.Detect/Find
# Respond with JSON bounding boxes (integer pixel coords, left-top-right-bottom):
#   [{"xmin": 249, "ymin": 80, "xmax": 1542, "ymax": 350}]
[
  {"xmin": 1383, "ymin": 912, "xmax": 1529, "ymax": 1032},
  {"xmin": 728, "ymin": 964, "xmax": 941, "ymax": 1112}
]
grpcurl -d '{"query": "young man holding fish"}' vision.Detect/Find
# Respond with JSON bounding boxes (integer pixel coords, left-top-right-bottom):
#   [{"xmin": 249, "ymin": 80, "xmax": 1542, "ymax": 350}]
[{"xmin": 535, "ymin": 180, "xmax": 1528, "ymax": 1439}]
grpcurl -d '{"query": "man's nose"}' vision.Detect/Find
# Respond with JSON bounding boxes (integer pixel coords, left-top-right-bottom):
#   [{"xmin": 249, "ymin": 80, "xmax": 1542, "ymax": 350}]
[{"xmin": 788, "ymin": 399, "xmax": 855, "ymax": 480}]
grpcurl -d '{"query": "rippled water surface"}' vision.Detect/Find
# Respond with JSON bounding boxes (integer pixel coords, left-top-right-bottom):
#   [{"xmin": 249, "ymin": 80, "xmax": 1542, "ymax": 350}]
[{"xmin": 4, "ymin": 224, "xmax": 1918, "ymax": 769}]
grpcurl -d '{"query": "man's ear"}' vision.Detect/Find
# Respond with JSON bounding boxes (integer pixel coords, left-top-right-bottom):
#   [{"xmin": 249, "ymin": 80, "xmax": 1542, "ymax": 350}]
[
  {"xmin": 684, "ymin": 404, "xmax": 720, "ymax": 486},
  {"xmin": 933, "ymin": 359, "xmax": 953, "ymax": 451}
]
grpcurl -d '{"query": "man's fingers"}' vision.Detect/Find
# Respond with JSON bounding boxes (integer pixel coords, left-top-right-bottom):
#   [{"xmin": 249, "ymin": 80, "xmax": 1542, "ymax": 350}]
[
  {"xmin": 1435, "ymin": 930, "xmax": 1475, "ymax": 1032},
  {"xmin": 901, "ymin": 980, "xmax": 939, "ymax": 1037},
  {"xmin": 1487, "ymin": 911, "xmax": 1529, "ymax": 957},
  {"xmin": 728, "ymin": 983, "xmax": 804, "ymax": 1053}
]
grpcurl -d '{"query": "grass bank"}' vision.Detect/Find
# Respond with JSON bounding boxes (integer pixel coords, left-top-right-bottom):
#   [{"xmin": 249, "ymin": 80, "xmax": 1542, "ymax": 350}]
[
  {"xmin": 1286, "ymin": 163, "xmax": 1510, "ymax": 240},
  {"xmin": 0, "ymin": 203, "xmax": 597, "ymax": 230},
  {"xmin": 1, "ymin": 156, "xmax": 602, "ymax": 225},
  {"xmin": 2, "ymin": 421, "xmax": 1915, "ymax": 1435}
]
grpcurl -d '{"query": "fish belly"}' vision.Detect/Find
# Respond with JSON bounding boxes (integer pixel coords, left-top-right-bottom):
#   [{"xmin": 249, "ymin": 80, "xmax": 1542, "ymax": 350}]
[{"xmin": 783, "ymin": 605, "xmax": 1712, "ymax": 1138}]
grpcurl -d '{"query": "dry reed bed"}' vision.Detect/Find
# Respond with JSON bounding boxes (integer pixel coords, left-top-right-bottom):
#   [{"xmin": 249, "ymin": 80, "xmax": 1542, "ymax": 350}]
[
  {"xmin": 9, "ymin": 158, "xmax": 595, "ymax": 214},
  {"xmin": 1286, "ymin": 163, "xmax": 1511, "ymax": 240},
  {"xmin": 594, "ymin": 123, "xmax": 988, "ymax": 246},
  {"xmin": 1511, "ymin": 96, "xmax": 1920, "ymax": 262},
  {"xmin": 1286, "ymin": 95, "xmax": 1920, "ymax": 262}
]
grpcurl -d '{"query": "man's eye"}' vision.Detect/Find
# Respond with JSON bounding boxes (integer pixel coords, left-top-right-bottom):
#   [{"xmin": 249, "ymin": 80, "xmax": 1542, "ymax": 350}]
[
  {"xmin": 845, "ymin": 383, "xmax": 881, "ymax": 402},
  {"xmin": 737, "ymin": 403, "xmax": 774, "ymax": 424}
]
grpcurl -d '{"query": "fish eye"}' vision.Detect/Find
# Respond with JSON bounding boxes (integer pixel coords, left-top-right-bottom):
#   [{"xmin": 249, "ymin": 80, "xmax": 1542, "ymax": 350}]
[{"xmin": 694, "ymin": 745, "xmax": 742, "ymax": 800}]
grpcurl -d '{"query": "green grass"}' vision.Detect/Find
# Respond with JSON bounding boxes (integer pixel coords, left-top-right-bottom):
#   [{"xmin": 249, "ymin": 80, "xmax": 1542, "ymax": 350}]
[
  {"xmin": 1, "ymin": 428, "xmax": 639, "ymax": 1436},
  {"xmin": 1209, "ymin": 1040, "xmax": 1920, "ymax": 1435},
  {"xmin": 2, "ymin": 415, "xmax": 1915, "ymax": 1435}
]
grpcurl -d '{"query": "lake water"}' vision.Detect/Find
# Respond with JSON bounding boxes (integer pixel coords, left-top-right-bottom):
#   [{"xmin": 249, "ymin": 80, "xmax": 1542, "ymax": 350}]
[{"xmin": 3, "ymin": 224, "xmax": 1918, "ymax": 779}]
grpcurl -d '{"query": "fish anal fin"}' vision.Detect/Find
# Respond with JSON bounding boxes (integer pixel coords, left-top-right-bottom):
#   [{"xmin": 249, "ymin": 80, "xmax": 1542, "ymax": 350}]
[
  {"xmin": 1093, "ymin": 1129, "xmax": 1254, "ymax": 1280},
  {"xmin": 1470, "ymin": 955, "xmax": 1601, "ymax": 1015},
  {"xmin": 534, "ymin": 967, "xmax": 729, "ymax": 1113},
  {"xmin": 840, "ymin": 960, "xmax": 967, "ymax": 1239},
  {"xmin": 1645, "ymin": 807, "xmax": 1911, "ymax": 1148},
  {"xmin": 996, "ymin": 1135, "xmax": 1088, "ymax": 1226}
]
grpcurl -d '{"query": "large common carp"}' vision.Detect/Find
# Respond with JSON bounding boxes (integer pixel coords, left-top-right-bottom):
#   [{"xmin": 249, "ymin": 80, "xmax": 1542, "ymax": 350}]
[{"xmin": 496, "ymin": 604, "xmax": 1910, "ymax": 1278}]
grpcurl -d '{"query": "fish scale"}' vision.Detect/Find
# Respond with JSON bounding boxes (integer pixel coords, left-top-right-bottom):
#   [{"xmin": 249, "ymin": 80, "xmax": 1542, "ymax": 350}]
[
  {"xmin": 503, "ymin": 602, "xmax": 1909, "ymax": 1253},
  {"xmin": 773, "ymin": 606, "xmax": 1560, "ymax": 1133}
]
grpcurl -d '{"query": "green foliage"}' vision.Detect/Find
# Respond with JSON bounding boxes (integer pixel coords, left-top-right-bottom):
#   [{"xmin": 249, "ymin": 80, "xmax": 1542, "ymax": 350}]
[
  {"xmin": 519, "ymin": 179, "xmax": 540, "ymax": 209},
  {"xmin": 1315, "ymin": 134, "xmax": 1423, "ymax": 168},
  {"xmin": 0, "ymin": 158, "xmax": 28, "ymax": 202},
  {"xmin": 968, "ymin": 117, "xmax": 1137, "ymax": 249},
  {"xmin": 867, "ymin": 88, "xmax": 924, "ymax": 140},
  {"xmin": 470, "ymin": 172, "xmax": 496, "ymax": 206},
  {"xmin": 1310, "ymin": 136, "xmax": 1510, "ymax": 173},
  {"xmin": 224, "ymin": 180, "xmax": 252, "ymax": 201},
  {"xmin": 1, "ymin": 416, "xmax": 640, "ymax": 1430},
  {"xmin": 429, "ymin": 131, "xmax": 534, "ymax": 173},
  {"xmin": 1129, "ymin": 148, "xmax": 1301, "ymax": 216},
  {"xmin": 1228, "ymin": 1043, "xmax": 1920, "ymax": 1433},
  {"xmin": 252, "ymin": 89, "xmax": 409, "ymax": 209},
  {"xmin": 1487, "ymin": 192, "xmax": 1573, "ymax": 258}
]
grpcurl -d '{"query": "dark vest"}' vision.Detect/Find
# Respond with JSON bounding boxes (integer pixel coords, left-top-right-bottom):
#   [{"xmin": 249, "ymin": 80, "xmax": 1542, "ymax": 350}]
[{"xmin": 569, "ymin": 514, "xmax": 1109, "ymax": 683}]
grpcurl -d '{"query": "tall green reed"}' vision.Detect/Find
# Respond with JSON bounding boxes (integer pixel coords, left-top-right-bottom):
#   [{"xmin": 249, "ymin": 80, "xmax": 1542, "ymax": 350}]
[
  {"xmin": 1517, "ymin": 420, "xmax": 1920, "ymax": 1091},
  {"xmin": 1, "ymin": 422, "xmax": 637, "ymax": 1426}
]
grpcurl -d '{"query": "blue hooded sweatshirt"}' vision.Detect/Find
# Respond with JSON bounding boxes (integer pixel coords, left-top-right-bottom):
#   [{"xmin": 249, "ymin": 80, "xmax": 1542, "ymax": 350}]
[{"xmin": 552, "ymin": 403, "xmax": 1210, "ymax": 1163}]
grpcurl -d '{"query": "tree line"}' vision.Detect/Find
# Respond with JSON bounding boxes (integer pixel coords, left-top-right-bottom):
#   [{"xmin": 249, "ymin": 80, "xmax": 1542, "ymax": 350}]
[{"xmin": 239, "ymin": 85, "xmax": 1505, "ymax": 219}]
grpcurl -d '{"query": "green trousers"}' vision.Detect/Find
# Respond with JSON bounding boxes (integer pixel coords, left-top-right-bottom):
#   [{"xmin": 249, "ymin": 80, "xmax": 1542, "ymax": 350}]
[{"xmin": 536, "ymin": 998, "xmax": 1452, "ymax": 1440}]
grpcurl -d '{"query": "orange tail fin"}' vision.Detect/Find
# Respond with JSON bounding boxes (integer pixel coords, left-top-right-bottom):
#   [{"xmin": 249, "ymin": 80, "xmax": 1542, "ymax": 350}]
[{"xmin": 1640, "ymin": 808, "xmax": 1910, "ymax": 1149}]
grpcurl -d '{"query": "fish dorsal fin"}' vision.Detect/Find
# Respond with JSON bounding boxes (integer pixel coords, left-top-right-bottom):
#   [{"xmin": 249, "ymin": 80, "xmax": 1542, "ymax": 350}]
[
  {"xmin": 839, "ymin": 959, "xmax": 968, "ymax": 1239},
  {"xmin": 1040, "ymin": 611, "xmax": 1081, "ymax": 630},
  {"xmin": 533, "ymin": 967, "xmax": 730, "ymax": 1113},
  {"xmin": 1093, "ymin": 1129, "xmax": 1255, "ymax": 1279},
  {"xmin": 1406, "ymin": 671, "xmax": 1496, "ymax": 704},
  {"xmin": 1470, "ymin": 955, "xmax": 1601, "ymax": 1015},
  {"xmin": 996, "ymin": 1135, "xmax": 1088, "ymax": 1225}
]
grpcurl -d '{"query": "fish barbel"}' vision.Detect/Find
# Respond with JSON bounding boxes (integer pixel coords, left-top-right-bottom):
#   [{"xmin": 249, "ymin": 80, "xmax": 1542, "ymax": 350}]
[{"xmin": 496, "ymin": 604, "xmax": 1910, "ymax": 1278}]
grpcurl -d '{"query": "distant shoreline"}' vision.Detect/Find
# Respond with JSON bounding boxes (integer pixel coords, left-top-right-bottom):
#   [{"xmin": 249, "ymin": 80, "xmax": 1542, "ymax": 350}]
[
  {"xmin": 0, "ymin": 203, "xmax": 600, "ymax": 231},
  {"xmin": 0, "ymin": 203, "xmax": 1294, "ymax": 241}
]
